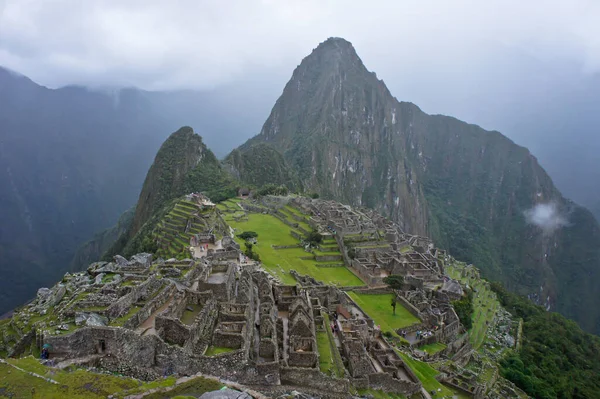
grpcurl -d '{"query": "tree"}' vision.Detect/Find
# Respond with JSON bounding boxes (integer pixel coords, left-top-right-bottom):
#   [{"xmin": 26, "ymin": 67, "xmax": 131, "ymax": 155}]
[
  {"xmin": 244, "ymin": 242, "xmax": 260, "ymax": 262},
  {"xmin": 452, "ymin": 289, "xmax": 474, "ymax": 330},
  {"xmin": 305, "ymin": 230, "xmax": 323, "ymax": 246},
  {"xmin": 237, "ymin": 231, "xmax": 258, "ymax": 241},
  {"xmin": 383, "ymin": 275, "xmax": 405, "ymax": 290},
  {"xmin": 391, "ymin": 296, "xmax": 397, "ymax": 315}
]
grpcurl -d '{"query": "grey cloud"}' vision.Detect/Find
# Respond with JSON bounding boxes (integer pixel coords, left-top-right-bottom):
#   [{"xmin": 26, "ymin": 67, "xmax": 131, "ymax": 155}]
[{"xmin": 1, "ymin": 0, "xmax": 600, "ymax": 91}]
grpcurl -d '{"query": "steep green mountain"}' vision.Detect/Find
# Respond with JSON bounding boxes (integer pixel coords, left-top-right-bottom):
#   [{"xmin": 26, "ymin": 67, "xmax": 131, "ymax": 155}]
[
  {"xmin": 224, "ymin": 143, "xmax": 302, "ymax": 191},
  {"xmin": 236, "ymin": 37, "xmax": 600, "ymax": 334},
  {"xmin": 491, "ymin": 282, "xmax": 600, "ymax": 398},
  {"xmin": 106, "ymin": 127, "xmax": 238, "ymax": 257}
]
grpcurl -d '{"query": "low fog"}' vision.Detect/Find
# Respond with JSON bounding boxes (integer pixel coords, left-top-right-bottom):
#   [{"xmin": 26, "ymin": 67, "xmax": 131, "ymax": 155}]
[{"xmin": 524, "ymin": 203, "xmax": 569, "ymax": 234}]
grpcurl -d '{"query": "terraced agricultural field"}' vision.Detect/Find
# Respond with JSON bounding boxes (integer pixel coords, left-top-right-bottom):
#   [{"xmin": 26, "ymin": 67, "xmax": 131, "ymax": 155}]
[
  {"xmin": 446, "ymin": 262, "xmax": 500, "ymax": 350},
  {"xmin": 395, "ymin": 351, "xmax": 471, "ymax": 398},
  {"xmin": 227, "ymin": 213, "xmax": 364, "ymax": 287}
]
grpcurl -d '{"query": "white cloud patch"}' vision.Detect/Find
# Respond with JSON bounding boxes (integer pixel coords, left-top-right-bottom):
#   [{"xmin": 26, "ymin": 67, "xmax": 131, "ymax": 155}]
[{"xmin": 524, "ymin": 202, "xmax": 568, "ymax": 234}]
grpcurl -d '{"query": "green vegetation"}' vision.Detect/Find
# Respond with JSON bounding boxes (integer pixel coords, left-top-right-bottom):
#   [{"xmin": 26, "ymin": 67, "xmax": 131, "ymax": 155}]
[
  {"xmin": 417, "ymin": 342, "xmax": 446, "ymax": 355},
  {"xmin": 243, "ymin": 242, "xmax": 261, "ymax": 262},
  {"xmin": 383, "ymin": 275, "xmax": 404, "ymax": 290},
  {"xmin": 237, "ymin": 231, "xmax": 258, "ymax": 240},
  {"xmin": 491, "ymin": 282, "xmax": 600, "ymax": 399},
  {"xmin": 204, "ymin": 346, "xmax": 235, "ymax": 356},
  {"xmin": 321, "ymin": 313, "xmax": 345, "ymax": 377},
  {"xmin": 447, "ymin": 262, "xmax": 500, "ymax": 349},
  {"xmin": 110, "ymin": 305, "xmax": 141, "ymax": 327},
  {"xmin": 227, "ymin": 213, "xmax": 363, "ymax": 286},
  {"xmin": 305, "ymin": 230, "xmax": 323, "ymax": 246},
  {"xmin": 225, "ymin": 144, "xmax": 302, "ymax": 191},
  {"xmin": 316, "ymin": 331, "xmax": 334, "ymax": 374},
  {"xmin": 452, "ymin": 289, "xmax": 474, "ymax": 330},
  {"xmin": 0, "ymin": 356, "xmax": 158, "ymax": 399},
  {"xmin": 347, "ymin": 292, "xmax": 420, "ymax": 332},
  {"xmin": 395, "ymin": 351, "xmax": 469, "ymax": 398}
]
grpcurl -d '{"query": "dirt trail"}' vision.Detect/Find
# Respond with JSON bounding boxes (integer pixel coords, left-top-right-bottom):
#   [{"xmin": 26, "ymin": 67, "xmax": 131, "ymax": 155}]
[{"xmin": 138, "ymin": 295, "xmax": 174, "ymax": 336}]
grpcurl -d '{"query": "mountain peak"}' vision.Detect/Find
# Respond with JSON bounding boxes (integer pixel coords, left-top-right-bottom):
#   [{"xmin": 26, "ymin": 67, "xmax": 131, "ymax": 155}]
[{"xmin": 303, "ymin": 37, "xmax": 362, "ymax": 70}]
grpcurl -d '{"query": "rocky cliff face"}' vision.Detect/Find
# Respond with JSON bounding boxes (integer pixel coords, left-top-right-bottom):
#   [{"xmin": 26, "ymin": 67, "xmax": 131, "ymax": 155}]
[
  {"xmin": 225, "ymin": 143, "xmax": 301, "ymax": 191},
  {"xmin": 244, "ymin": 38, "xmax": 429, "ymax": 236},
  {"xmin": 237, "ymin": 37, "xmax": 600, "ymax": 333}
]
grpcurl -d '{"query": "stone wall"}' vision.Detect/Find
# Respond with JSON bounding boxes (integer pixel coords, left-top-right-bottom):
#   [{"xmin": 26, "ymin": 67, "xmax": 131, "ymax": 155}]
[
  {"xmin": 367, "ymin": 372, "xmax": 421, "ymax": 395},
  {"xmin": 397, "ymin": 295, "xmax": 422, "ymax": 320},
  {"xmin": 105, "ymin": 277, "xmax": 163, "ymax": 320},
  {"xmin": 156, "ymin": 316, "xmax": 190, "ymax": 346},
  {"xmin": 124, "ymin": 284, "xmax": 176, "ymax": 329},
  {"xmin": 280, "ymin": 367, "xmax": 349, "ymax": 394},
  {"xmin": 212, "ymin": 323, "xmax": 246, "ymax": 349},
  {"xmin": 315, "ymin": 254, "xmax": 343, "ymax": 262},
  {"xmin": 184, "ymin": 299, "xmax": 219, "ymax": 353}
]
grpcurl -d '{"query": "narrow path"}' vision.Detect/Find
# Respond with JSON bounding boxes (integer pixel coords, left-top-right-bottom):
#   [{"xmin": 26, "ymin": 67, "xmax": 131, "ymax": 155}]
[
  {"xmin": 369, "ymin": 355, "xmax": 384, "ymax": 373},
  {"xmin": 278, "ymin": 310, "xmax": 290, "ymax": 364},
  {"xmin": 137, "ymin": 295, "xmax": 174, "ymax": 336}
]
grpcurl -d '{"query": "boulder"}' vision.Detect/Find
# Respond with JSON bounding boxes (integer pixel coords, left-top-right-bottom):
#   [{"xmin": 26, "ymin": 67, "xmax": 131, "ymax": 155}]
[
  {"xmin": 129, "ymin": 253, "xmax": 153, "ymax": 268},
  {"xmin": 36, "ymin": 288, "xmax": 52, "ymax": 302},
  {"xmin": 114, "ymin": 255, "xmax": 128, "ymax": 266},
  {"xmin": 75, "ymin": 312, "xmax": 108, "ymax": 327},
  {"xmin": 49, "ymin": 285, "xmax": 66, "ymax": 306},
  {"xmin": 96, "ymin": 262, "xmax": 118, "ymax": 274},
  {"xmin": 94, "ymin": 273, "xmax": 106, "ymax": 285},
  {"xmin": 87, "ymin": 261, "xmax": 108, "ymax": 275}
]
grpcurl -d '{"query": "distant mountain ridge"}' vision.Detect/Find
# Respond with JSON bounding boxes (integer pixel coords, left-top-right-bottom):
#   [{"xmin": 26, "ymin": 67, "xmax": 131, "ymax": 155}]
[
  {"xmin": 0, "ymin": 66, "xmax": 265, "ymax": 314},
  {"xmin": 235, "ymin": 37, "xmax": 600, "ymax": 333}
]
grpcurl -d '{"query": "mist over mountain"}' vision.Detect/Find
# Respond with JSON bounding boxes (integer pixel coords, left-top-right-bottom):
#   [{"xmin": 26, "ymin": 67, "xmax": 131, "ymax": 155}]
[{"xmin": 0, "ymin": 67, "xmax": 267, "ymax": 314}]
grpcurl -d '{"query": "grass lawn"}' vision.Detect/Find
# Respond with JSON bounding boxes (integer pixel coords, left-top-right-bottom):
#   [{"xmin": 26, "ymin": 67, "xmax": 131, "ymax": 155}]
[
  {"xmin": 395, "ymin": 351, "xmax": 471, "ymax": 398},
  {"xmin": 1, "ymin": 356, "xmax": 177, "ymax": 399},
  {"xmin": 418, "ymin": 342, "xmax": 447, "ymax": 355},
  {"xmin": 317, "ymin": 331, "xmax": 334, "ymax": 373},
  {"xmin": 227, "ymin": 213, "xmax": 364, "ymax": 287},
  {"xmin": 204, "ymin": 346, "xmax": 235, "ymax": 356},
  {"xmin": 348, "ymin": 292, "xmax": 420, "ymax": 332}
]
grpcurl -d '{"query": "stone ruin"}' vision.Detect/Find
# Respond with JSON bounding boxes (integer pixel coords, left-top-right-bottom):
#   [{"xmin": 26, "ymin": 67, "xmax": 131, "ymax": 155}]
[{"xmin": 2, "ymin": 195, "xmax": 508, "ymax": 398}]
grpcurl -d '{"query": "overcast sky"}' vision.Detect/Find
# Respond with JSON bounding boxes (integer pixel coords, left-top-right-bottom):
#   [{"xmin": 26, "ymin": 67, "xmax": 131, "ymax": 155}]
[
  {"xmin": 1, "ymin": 0, "xmax": 599, "ymax": 208},
  {"xmin": 1, "ymin": 0, "xmax": 599, "ymax": 90}
]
